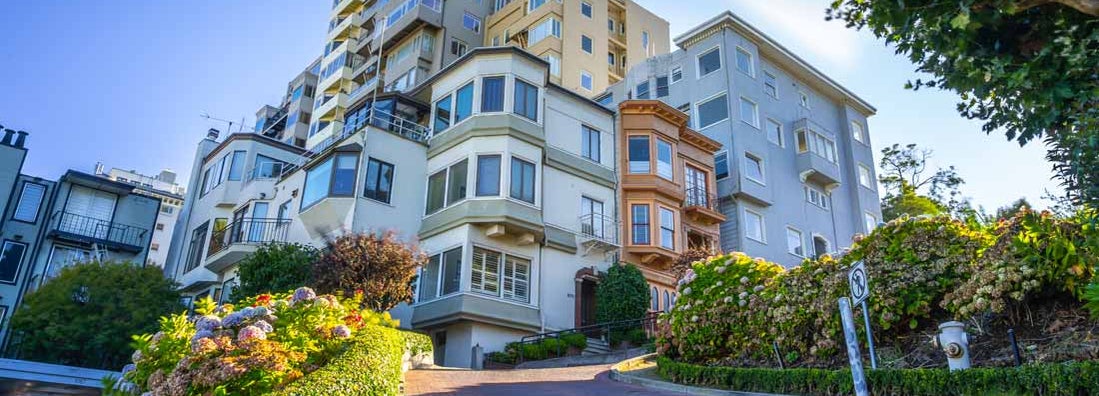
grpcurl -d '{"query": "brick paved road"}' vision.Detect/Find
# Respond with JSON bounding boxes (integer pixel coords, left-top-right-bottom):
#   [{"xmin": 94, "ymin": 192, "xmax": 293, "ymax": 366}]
[{"xmin": 404, "ymin": 364, "xmax": 678, "ymax": 395}]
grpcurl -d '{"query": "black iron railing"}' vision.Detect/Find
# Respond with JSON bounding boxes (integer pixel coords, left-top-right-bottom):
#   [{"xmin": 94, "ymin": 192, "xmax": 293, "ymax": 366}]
[
  {"xmin": 684, "ymin": 186, "xmax": 718, "ymax": 211},
  {"xmin": 516, "ymin": 311, "xmax": 661, "ymax": 363},
  {"xmin": 53, "ymin": 211, "xmax": 148, "ymax": 248},
  {"xmin": 207, "ymin": 218, "xmax": 291, "ymax": 257}
]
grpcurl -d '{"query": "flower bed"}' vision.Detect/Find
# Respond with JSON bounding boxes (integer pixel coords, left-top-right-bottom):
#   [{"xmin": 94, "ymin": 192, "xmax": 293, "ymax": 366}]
[
  {"xmin": 115, "ymin": 287, "xmax": 430, "ymax": 396},
  {"xmin": 656, "ymin": 356, "xmax": 1099, "ymax": 396}
]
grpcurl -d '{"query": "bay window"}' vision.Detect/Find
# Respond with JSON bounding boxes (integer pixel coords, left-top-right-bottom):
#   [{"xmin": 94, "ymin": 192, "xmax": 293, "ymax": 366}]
[
  {"xmin": 418, "ymin": 247, "xmax": 463, "ymax": 302},
  {"xmin": 476, "ymin": 155, "xmax": 502, "ymax": 196},
  {"xmin": 656, "ymin": 139, "xmax": 673, "ymax": 180},
  {"xmin": 454, "ymin": 82, "xmax": 474, "ymax": 124},
  {"xmin": 301, "ymin": 153, "xmax": 358, "ymax": 209},
  {"xmin": 434, "ymin": 94, "xmax": 452, "ymax": 133},
  {"xmin": 659, "ymin": 207, "xmax": 675, "ymax": 250},
  {"xmin": 510, "ymin": 157, "xmax": 535, "ymax": 204},
  {"xmin": 628, "ymin": 136, "xmax": 650, "ymax": 174},
  {"xmin": 795, "ymin": 128, "xmax": 837, "ymax": 163},
  {"xmin": 426, "ymin": 159, "xmax": 469, "ymax": 214},
  {"xmin": 472, "ymin": 247, "xmax": 531, "ymax": 304},
  {"xmin": 513, "ymin": 79, "xmax": 538, "ymax": 121},
  {"xmin": 631, "ymin": 204, "xmax": 650, "ymax": 245},
  {"xmin": 481, "ymin": 76, "xmax": 505, "ymax": 112}
]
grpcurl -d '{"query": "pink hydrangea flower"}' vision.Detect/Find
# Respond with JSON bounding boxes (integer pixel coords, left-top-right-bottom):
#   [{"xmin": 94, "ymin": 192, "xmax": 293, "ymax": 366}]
[
  {"xmin": 331, "ymin": 325, "xmax": 352, "ymax": 339},
  {"xmin": 291, "ymin": 287, "xmax": 317, "ymax": 304},
  {"xmin": 237, "ymin": 325, "xmax": 267, "ymax": 342}
]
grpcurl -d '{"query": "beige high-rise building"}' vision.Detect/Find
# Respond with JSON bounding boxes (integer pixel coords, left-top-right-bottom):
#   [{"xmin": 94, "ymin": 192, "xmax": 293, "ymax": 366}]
[{"xmin": 483, "ymin": 0, "xmax": 669, "ymax": 96}]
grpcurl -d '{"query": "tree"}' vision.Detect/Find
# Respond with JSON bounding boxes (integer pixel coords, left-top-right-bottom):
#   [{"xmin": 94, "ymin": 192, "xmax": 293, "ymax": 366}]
[
  {"xmin": 9, "ymin": 261, "xmax": 182, "ymax": 370},
  {"xmin": 670, "ymin": 249, "xmax": 713, "ymax": 281},
  {"xmin": 995, "ymin": 198, "xmax": 1033, "ymax": 220},
  {"xmin": 827, "ymin": 0, "xmax": 1099, "ymax": 208},
  {"xmin": 233, "ymin": 242, "xmax": 319, "ymax": 302},
  {"xmin": 595, "ymin": 263, "xmax": 650, "ymax": 324},
  {"xmin": 877, "ymin": 143, "xmax": 963, "ymax": 220},
  {"xmin": 311, "ymin": 232, "xmax": 425, "ymax": 312}
]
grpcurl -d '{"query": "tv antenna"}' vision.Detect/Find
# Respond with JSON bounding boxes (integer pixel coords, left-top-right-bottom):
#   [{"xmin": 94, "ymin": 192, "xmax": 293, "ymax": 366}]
[{"xmin": 200, "ymin": 112, "xmax": 254, "ymax": 133}]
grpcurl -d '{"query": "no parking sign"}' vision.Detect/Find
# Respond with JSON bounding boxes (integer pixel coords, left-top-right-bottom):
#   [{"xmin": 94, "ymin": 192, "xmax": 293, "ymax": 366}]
[{"xmin": 848, "ymin": 261, "xmax": 870, "ymax": 305}]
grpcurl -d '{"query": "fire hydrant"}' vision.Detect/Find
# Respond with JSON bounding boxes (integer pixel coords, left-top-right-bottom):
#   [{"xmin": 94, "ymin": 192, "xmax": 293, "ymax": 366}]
[{"xmin": 933, "ymin": 321, "xmax": 971, "ymax": 371}]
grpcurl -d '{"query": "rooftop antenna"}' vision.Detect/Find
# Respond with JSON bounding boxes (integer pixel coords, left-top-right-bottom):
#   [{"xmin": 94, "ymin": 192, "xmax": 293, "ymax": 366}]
[{"xmin": 200, "ymin": 112, "xmax": 256, "ymax": 133}]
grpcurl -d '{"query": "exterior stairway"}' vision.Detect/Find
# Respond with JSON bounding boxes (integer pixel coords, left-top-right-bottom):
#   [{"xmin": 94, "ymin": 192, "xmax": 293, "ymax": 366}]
[{"xmin": 581, "ymin": 338, "xmax": 612, "ymax": 356}]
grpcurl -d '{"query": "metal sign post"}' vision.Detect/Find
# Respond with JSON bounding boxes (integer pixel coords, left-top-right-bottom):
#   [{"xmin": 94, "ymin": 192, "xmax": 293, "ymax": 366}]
[
  {"xmin": 839, "ymin": 297, "xmax": 870, "ymax": 396},
  {"xmin": 848, "ymin": 261, "xmax": 878, "ymax": 369}
]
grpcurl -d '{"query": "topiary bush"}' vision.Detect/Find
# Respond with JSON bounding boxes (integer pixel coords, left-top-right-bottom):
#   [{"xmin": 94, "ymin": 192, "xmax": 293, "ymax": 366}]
[
  {"xmin": 233, "ymin": 243, "xmax": 318, "ymax": 302},
  {"xmin": 312, "ymin": 232, "xmax": 426, "ymax": 312},
  {"xmin": 594, "ymin": 263, "xmax": 650, "ymax": 325},
  {"xmin": 9, "ymin": 261, "xmax": 182, "ymax": 370}
]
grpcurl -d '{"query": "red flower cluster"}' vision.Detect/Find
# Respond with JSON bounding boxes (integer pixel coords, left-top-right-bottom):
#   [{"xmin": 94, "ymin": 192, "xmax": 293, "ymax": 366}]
[
  {"xmin": 342, "ymin": 313, "xmax": 363, "ymax": 327},
  {"xmin": 254, "ymin": 294, "xmax": 273, "ymax": 307}
]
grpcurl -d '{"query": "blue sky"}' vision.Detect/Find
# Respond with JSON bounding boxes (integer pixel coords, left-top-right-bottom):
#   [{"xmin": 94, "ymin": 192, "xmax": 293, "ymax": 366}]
[{"xmin": 0, "ymin": 0, "xmax": 1060, "ymax": 212}]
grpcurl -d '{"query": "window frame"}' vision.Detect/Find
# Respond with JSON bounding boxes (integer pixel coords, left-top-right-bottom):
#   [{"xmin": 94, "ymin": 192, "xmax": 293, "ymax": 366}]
[
  {"xmin": 580, "ymin": 34, "xmax": 593, "ymax": 54},
  {"xmin": 0, "ymin": 240, "xmax": 28, "ymax": 284},
  {"xmin": 636, "ymin": 80, "xmax": 650, "ymax": 99},
  {"xmin": 462, "ymin": 11, "xmax": 482, "ymax": 33},
  {"xmin": 766, "ymin": 118, "xmax": 783, "ymax": 147},
  {"xmin": 630, "ymin": 203, "xmax": 651, "ymax": 245},
  {"xmin": 798, "ymin": 90, "xmax": 810, "ymax": 109},
  {"xmin": 656, "ymin": 138, "xmax": 674, "ymax": 180},
  {"xmin": 509, "ymin": 156, "xmax": 537, "ymax": 204},
  {"xmin": 363, "ymin": 157, "xmax": 396, "ymax": 204},
  {"xmin": 804, "ymin": 185, "xmax": 829, "ymax": 210},
  {"xmin": 743, "ymin": 152, "xmax": 766, "ymax": 185},
  {"xmin": 714, "ymin": 151, "xmax": 730, "ymax": 180},
  {"xmin": 739, "ymin": 96, "xmax": 759, "ymax": 128},
  {"xmin": 658, "ymin": 206, "xmax": 676, "ymax": 251},
  {"xmin": 301, "ymin": 152, "xmax": 359, "ymax": 211},
  {"xmin": 581, "ymin": 125, "xmax": 601, "ymax": 163},
  {"xmin": 580, "ymin": 1, "xmax": 592, "ymax": 18},
  {"xmin": 734, "ymin": 46, "xmax": 754, "ymax": 77},
  {"xmin": 763, "ymin": 71, "xmax": 778, "ymax": 98},
  {"xmin": 12, "ymin": 181, "xmax": 46, "ymax": 224},
  {"xmin": 743, "ymin": 208, "xmax": 766, "ymax": 243},
  {"xmin": 851, "ymin": 120, "xmax": 865, "ymax": 144},
  {"xmin": 864, "ymin": 212, "xmax": 879, "ymax": 233},
  {"xmin": 480, "ymin": 75, "xmax": 506, "ymax": 113},
  {"xmin": 416, "ymin": 246, "xmax": 464, "ymax": 303},
  {"xmin": 627, "ymin": 135, "xmax": 651, "ymax": 174},
  {"xmin": 579, "ymin": 70, "xmax": 593, "ymax": 91},
  {"xmin": 858, "ymin": 164, "xmax": 875, "ymax": 190},
  {"xmin": 670, "ymin": 66, "xmax": 683, "ymax": 83},
  {"xmin": 786, "ymin": 226, "xmax": 805, "ymax": 257},
  {"xmin": 696, "ymin": 46, "xmax": 722, "ymax": 79},
  {"xmin": 695, "ymin": 92, "xmax": 729, "ymax": 130},
  {"xmin": 475, "ymin": 154, "xmax": 503, "ymax": 197},
  {"xmin": 513, "ymin": 77, "xmax": 540, "ymax": 122}
]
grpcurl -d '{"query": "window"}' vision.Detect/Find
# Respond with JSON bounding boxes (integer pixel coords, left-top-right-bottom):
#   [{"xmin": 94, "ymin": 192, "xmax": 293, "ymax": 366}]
[
  {"xmin": 670, "ymin": 66, "xmax": 683, "ymax": 83},
  {"xmin": 426, "ymin": 170, "xmax": 447, "ymax": 214},
  {"xmin": 739, "ymin": 97, "xmax": 759, "ymax": 127},
  {"xmin": 596, "ymin": 92, "xmax": 613, "ymax": 106},
  {"xmin": 766, "ymin": 119, "xmax": 783, "ymax": 146},
  {"xmin": 450, "ymin": 39, "xmax": 468, "ymax": 56},
  {"xmin": 492, "ymin": 35, "xmax": 500, "ymax": 46},
  {"xmin": 798, "ymin": 91, "xmax": 810, "ymax": 108},
  {"xmin": 184, "ymin": 222, "xmax": 209, "ymax": 273},
  {"xmin": 301, "ymin": 153, "xmax": 358, "ymax": 209},
  {"xmin": 434, "ymin": 94, "xmax": 452, "ymax": 132},
  {"xmin": 543, "ymin": 54, "xmax": 561, "ymax": 76},
  {"xmin": 510, "ymin": 157, "xmax": 536, "ymax": 204},
  {"xmin": 642, "ymin": 31, "xmax": 650, "ymax": 54},
  {"xmin": 156, "ymin": 223, "xmax": 165, "ymax": 231},
  {"xmin": 364, "ymin": 158, "xmax": 395, "ymax": 203},
  {"xmin": 418, "ymin": 247, "xmax": 462, "ymax": 302},
  {"xmin": 677, "ymin": 103, "xmax": 691, "ymax": 127},
  {"xmin": 656, "ymin": 139, "xmax": 673, "ymax": 180},
  {"xmin": 501, "ymin": 254, "xmax": 531, "ymax": 303},
  {"xmin": 786, "ymin": 227, "xmax": 805, "ymax": 257},
  {"xmin": 864, "ymin": 212, "xmax": 879, "ymax": 232},
  {"xmin": 735, "ymin": 47, "xmax": 754, "ymax": 76},
  {"xmin": 529, "ymin": 18, "xmax": 561, "ymax": 45},
  {"xmin": 581, "ymin": 1, "xmax": 592, "ymax": 17},
  {"xmin": 744, "ymin": 209, "xmax": 765, "ymax": 242},
  {"xmin": 447, "ymin": 160, "xmax": 468, "ymax": 205},
  {"xmin": 580, "ymin": 196, "xmax": 605, "ymax": 237},
  {"xmin": 636, "ymin": 81, "xmax": 650, "ymax": 99},
  {"xmin": 0, "ymin": 241, "xmax": 27, "ymax": 283},
  {"xmin": 454, "ymin": 82, "xmax": 474, "ymax": 123},
  {"xmin": 804, "ymin": 185, "xmax": 829, "ymax": 209},
  {"xmin": 13, "ymin": 182, "xmax": 45, "ymax": 222},
  {"xmin": 607, "ymin": 18, "xmax": 614, "ymax": 32},
  {"xmin": 494, "ymin": 0, "xmax": 511, "ymax": 12},
  {"xmin": 628, "ymin": 136, "xmax": 650, "ymax": 173},
  {"xmin": 151, "ymin": 243, "xmax": 160, "ymax": 251},
  {"xmin": 685, "ymin": 165, "xmax": 708, "ymax": 206},
  {"xmin": 581, "ymin": 35, "xmax": 593, "ymax": 54},
  {"xmin": 651, "ymin": 287, "xmax": 659, "ymax": 311},
  {"xmin": 858, "ymin": 164, "xmax": 874, "ymax": 189},
  {"xmin": 664, "ymin": 290, "xmax": 671, "ymax": 312},
  {"xmin": 744, "ymin": 153, "xmax": 765, "ymax": 184},
  {"xmin": 714, "ymin": 152, "xmax": 729, "ymax": 180},
  {"xmin": 481, "ymin": 76, "xmax": 505, "ymax": 112},
  {"xmin": 580, "ymin": 71, "xmax": 593, "ymax": 91},
  {"xmin": 631, "ymin": 204, "xmax": 650, "ymax": 245},
  {"xmin": 528, "ymin": 0, "xmax": 546, "ymax": 11},
  {"xmin": 581, "ymin": 125, "xmax": 600, "ymax": 162},
  {"xmin": 463, "ymin": 12, "xmax": 481, "ymax": 33},
  {"xmin": 851, "ymin": 121, "xmax": 865, "ymax": 143},
  {"xmin": 697, "ymin": 47, "xmax": 721, "ymax": 77},
  {"xmin": 277, "ymin": 200, "xmax": 291, "ymax": 220},
  {"xmin": 513, "ymin": 79, "xmax": 538, "ymax": 121},
  {"xmin": 471, "ymin": 247, "xmax": 501, "ymax": 296},
  {"xmin": 697, "ymin": 93, "xmax": 728, "ymax": 129},
  {"xmin": 796, "ymin": 129, "xmax": 838, "ymax": 162},
  {"xmin": 476, "ymin": 155, "xmax": 502, "ymax": 196},
  {"xmin": 659, "ymin": 207, "xmax": 675, "ymax": 250},
  {"xmin": 655, "ymin": 76, "xmax": 669, "ymax": 97},
  {"xmin": 607, "ymin": 52, "xmax": 615, "ymax": 65},
  {"xmin": 764, "ymin": 72, "xmax": 777, "ymax": 98},
  {"xmin": 227, "ymin": 150, "xmax": 246, "ymax": 181}
]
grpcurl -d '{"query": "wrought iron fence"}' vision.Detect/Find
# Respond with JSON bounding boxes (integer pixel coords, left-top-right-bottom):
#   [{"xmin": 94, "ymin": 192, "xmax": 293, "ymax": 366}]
[
  {"xmin": 207, "ymin": 218, "xmax": 291, "ymax": 257},
  {"xmin": 578, "ymin": 213, "xmax": 619, "ymax": 244},
  {"xmin": 684, "ymin": 186, "xmax": 718, "ymax": 211},
  {"xmin": 516, "ymin": 311, "xmax": 661, "ymax": 364},
  {"xmin": 53, "ymin": 211, "xmax": 148, "ymax": 247}
]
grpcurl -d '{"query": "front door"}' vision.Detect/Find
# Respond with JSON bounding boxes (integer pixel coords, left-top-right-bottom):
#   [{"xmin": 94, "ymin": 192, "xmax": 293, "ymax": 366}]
[
  {"xmin": 249, "ymin": 202, "xmax": 269, "ymax": 242},
  {"xmin": 580, "ymin": 279, "xmax": 597, "ymax": 328},
  {"xmin": 433, "ymin": 331, "xmax": 447, "ymax": 366}
]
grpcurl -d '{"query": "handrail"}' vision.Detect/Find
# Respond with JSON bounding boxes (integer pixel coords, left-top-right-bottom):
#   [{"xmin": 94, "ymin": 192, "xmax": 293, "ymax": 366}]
[
  {"xmin": 683, "ymin": 186, "xmax": 718, "ymax": 211},
  {"xmin": 207, "ymin": 218, "xmax": 291, "ymax": 257},
  {"xmin": 578, "ymin": 213, "xmax": 619, "ymax": 244},
  {"xmin": 52, "ymin": 211, "xmax": 149, "ymax": 248},
  {"xmin": 516, "ymin": 311, "xmax": 660, "ymax": 364}
]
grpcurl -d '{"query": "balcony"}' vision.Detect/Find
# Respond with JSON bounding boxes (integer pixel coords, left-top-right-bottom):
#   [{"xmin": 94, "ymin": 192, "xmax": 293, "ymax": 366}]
[
  {"xmin": 376, "ymin": 0, "xmax": 443, "ymax": 52},
  {"xmin": 796, "ymin": 151, "xmax": 841, "ymax": 189},
  {"xmin": 205, "ymin": 218, "xmax": 291, "ymax": 272},
  {"xmin": 332, "ymin": 0, "xmax": 363, "ymax": 17},
  {"xmin": 328, "ymin": 12, "xmax": 363, "ymax": 41},
  {"xmin": 49, "ymin": 211, "xmax": 149, "ymax": 253},
  {"xmin": 578, "ymin": 213, "xmax": 619, "ymax": 255},
  {"xmin": 683, "ymin": 187, "xmax": 725, "ymax": 225},
  {"xmin": 316, "ymin": 92, "xmax": 349, "ymax": 121},
  {"xmin": 319, "ymin": 65, "xmax": 352, "ymax": 93}
]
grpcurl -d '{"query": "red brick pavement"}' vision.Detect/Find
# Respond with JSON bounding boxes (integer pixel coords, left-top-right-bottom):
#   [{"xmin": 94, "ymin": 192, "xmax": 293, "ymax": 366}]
[{"xmin": 404, "ymin": 364, "xmax": 678, "ymax": 395}]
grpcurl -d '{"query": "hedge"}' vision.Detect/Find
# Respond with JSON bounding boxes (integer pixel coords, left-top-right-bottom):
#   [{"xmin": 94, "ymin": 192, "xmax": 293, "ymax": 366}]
[
  {"xmin": 269, "ymin": 326, "xmax": 431, "ymax": 396},
  {"xmin": 656, "ymin": 356, "xmax": 1099, "ymax": 396}
]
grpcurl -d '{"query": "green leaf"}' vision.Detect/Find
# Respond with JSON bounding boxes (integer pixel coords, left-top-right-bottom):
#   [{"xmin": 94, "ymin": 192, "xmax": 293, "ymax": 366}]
[{"xmin": 950, "ymin": 12, "xmax": 970, "ymax": 29}]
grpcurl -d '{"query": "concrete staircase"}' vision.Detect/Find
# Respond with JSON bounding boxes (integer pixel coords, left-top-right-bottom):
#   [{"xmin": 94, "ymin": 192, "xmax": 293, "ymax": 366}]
[{"xmin": 582, "ymin": 338, "xmax": 612, "ymax": 356}]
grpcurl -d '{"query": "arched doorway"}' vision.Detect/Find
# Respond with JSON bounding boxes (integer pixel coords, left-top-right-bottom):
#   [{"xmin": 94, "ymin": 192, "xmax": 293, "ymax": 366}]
[{"xmin": 574, "ymin": 268, "xmax": 600, "ymax": 328}]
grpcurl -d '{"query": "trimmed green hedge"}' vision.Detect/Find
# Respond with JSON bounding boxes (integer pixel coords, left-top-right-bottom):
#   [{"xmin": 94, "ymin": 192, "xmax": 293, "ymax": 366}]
[
  {"xmin": 656, "ymin": 356, "xmax": 1099, "ymax": 396},
  {"xmin": 485, "ymin": 332, "xmax": 588, "ymax": 364},
  {"xmin": 269, "ymin": 326, "xmax": 431, "ymax": 396}
]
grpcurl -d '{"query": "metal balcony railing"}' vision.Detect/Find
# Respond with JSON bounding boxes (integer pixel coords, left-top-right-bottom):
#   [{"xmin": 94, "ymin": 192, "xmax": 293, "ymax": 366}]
[
  {"xmin": 207, "ymin": 218, "xmax": 291, "ymax": 257},
  {"xmin": 578, "ymin": 213, "xmax": 619, "ymax": 245},
  {"xmin": 53, "ymin": 211, "xmax": 149, "ymax": 248},
  {"xmin": 684, "ymin": 187, "xmax": 718, "ymax": 211}
]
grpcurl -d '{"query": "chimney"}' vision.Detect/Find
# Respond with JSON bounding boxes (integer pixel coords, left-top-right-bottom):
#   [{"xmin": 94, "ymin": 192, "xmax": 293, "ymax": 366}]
[
  {"xmin": 0, "ymin": 128, "xmax": 13, "ymax": 146},
  {"xmin": 94, "ymin": 162, "xmax": 105, "ymax": 175},
  {"xmin": 14, "ymin": 131, "xmax": 28, "ymax": 148},
  {"xmin": 206, "ymin": 128, "xmax": 220, "ymax": 141}
]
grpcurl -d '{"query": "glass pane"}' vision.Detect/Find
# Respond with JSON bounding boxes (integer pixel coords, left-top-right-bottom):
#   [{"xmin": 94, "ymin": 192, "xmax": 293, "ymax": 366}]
[
  {"xmin": 514, "ymin": 80, "xmax": 538, "ymax": 120},
  {"xmin": 628, "ymin": 136, "xmax": 650, "ymax": 173},
  {"xmin": 657, "ymin": 140, "xmax": 673, "ymax": 179},
  {"xmin": 746, "ymin": 212, "xmax": 762, "ymax": 240},
  {"xmin": 476, "ymin": 155, "xmax": 501, "ymax": 196},
  {"xmin": 0, "ymin": 242, "xmax": 27, "ymax": 282},
  {"xmin": 454, "ymin": 83, "xmax": 474, "ymax": 123},
  {"xmin": 736, "ymin": 48, "xmax": 752, "ymax": 74},
  {"xmin": 746, "ymin": 155, "xmax": 763, "ymax": 181},
  {"xmin": 332, "ymin": 154, "xmax": 357, "ymax": 196},
  {"xmin": 434, "ymin": 95, "xmax": 452, "ymax": 132},
  {"xmin": 442, "ymin": 247, "xmax": 462, "ymax": 295},
  {"xmin": 426, "ymin": 170, "xmax": 447, "ymax": 213},
  {"xmin": 509, "ymin": 158, "xmax": 535, "ymax": 203},
  {"xmin": 740, "ymin": 98, "xmax": 756, "ymax": 126},
  {"xmin": 631, "ymin": 204, "xmax": 650, "ymax": 245},
  {"xmin": 699, "ymin": 48, "xmax": 721, "ymax": 76},
  {"xmin": 419, "ymin": 255, "xmax": 441, "ymax": 301},
  {"xmin": 481, "ymin": 76, "xmax": 505, "ymax": 112},
  {"xmin": 301, "ymin": 157, "xmax": 333, "ymax": 208},
  {"xmin": 715, "ymin": 153, "xmax": 729, "ymax": 179},
  {"xmin": 698, "ymin": 94, "xmax": 728, "ymax": 129},
  {"xmin": 228, "ymin": 151, "xmax": 246, "ymax": 181},
  {"xmin": 447, "ymin": 159, "xmax": 468, "ymax": 205}
]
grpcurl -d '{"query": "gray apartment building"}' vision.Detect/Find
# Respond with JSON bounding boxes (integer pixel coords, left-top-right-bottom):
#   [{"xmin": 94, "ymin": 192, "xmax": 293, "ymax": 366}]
[
  {"xmin": 600, "ymin": 12, "xmax": 882, "ymax": 267},
  {"xmin": 0, "ymin": 127, "xmax": 161, "ymax": 348}
]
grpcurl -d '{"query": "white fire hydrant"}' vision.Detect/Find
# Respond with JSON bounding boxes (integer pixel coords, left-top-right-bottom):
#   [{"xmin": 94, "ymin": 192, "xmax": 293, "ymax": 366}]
[{"xmin": 933, "ymin": 321, "xmax": 971, "ymax": 371}]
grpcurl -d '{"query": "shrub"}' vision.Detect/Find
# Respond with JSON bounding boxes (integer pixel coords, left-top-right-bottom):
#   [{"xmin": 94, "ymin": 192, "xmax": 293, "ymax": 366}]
[
  {"xmin": 269, "ymin": 326, "xmax": 428, "ymax": 396},
  {"xmin": 9, "ymin": 261, "xmax": 181, "ymax": 369},
  {"xmin": 121, "ymin": 287, "xmax": 402, "ymax": 395},
  {"xmin": 486, "ymin": 332, "xmax": 588, "ymax": 365},
  {"xmin": 595, "ymin": 264, "xmax": 649, "ymax": 325},
  {"xmin": 656, "ymin": 356, "xmax": 1099, "ymax": 396},
  {"xmin": 945, "ymin": 210, "xmax": 1098, "ymax": 320},
  {"xmin": 233, "ymin": 243, "xmax": 318, "ymax": 302},
  {"xmin": 312, "ymin": 232, "xmax": 426, "ymax": 312}
]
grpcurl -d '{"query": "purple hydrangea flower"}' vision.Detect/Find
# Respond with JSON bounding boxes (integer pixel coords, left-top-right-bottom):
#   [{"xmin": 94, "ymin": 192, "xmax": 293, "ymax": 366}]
[
  {"xmin": 252, "ymin": 306, "xmax": 272, "ymax": 317},
  {"xmin": 239, "ymin": 307, "xmax": 255, "ymax": 318},
  {"xmin": 121, "ymin": 364, "xmax": 136, "ymax": 375},
  {"xmin": 237, "ymin": 325, "xmax": 267, "ymax": 342},
  {"xmin": 331, "ymin": 325, "xmax": 352, "ymax": 339},
  {"xmin": 291, "ymin": 287, "xmax": 317, "ymax": 304},
  {"xmin": 195, "ymin": 315, "xmax": 222, "ymax": 332},
  {"xmin": 253, "ymin": 320, "xmax": 273, "ymax": 333},
  {"xmin": 220, "ymin": 312, "xmax": 246, "ymax": 328}
]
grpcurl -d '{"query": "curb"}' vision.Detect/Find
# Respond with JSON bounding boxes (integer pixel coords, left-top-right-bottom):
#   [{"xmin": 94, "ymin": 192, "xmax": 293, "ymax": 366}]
[{"xmin": 608, "ymin": 354, "xmax": 788, "ymax": 396}]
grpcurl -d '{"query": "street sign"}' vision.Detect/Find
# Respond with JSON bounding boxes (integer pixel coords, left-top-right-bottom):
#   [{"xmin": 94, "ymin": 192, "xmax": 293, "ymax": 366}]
[
  {"xmin": 848, "ymin": 261, "xmax": 870, "ymax": 306},
  {"xmin": 839, "ymin": 297, "xmax": 870, "ymax": 396}
]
